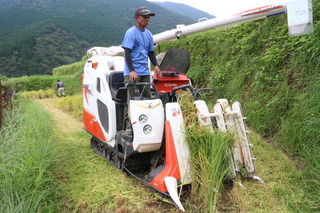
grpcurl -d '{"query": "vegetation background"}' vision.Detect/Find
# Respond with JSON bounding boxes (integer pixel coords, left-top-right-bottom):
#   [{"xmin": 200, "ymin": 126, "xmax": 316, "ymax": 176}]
[
  {"xmin": 0, "ymin": 0, "xmax": 205, "ymax": 77},
  {"xmin": 1, "ymin": 0, "xmax": 319, "ymax": 212}
]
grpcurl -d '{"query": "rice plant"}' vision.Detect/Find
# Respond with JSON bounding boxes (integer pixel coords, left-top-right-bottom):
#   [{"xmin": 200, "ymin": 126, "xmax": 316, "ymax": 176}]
[
  {"xmin": 178, "ymin": 91, "xmax": 233, "ymax": 212},
  {"xmin": 187, "ymin": 128, "xmax": 233, "ymax": 212},
  {"xmin": 18, "ymin": 89, "xmax": 56, "ymax": 99},
  {"xmin": 55, "ymin": 94, "xmax": 83, "ymax": 120}
]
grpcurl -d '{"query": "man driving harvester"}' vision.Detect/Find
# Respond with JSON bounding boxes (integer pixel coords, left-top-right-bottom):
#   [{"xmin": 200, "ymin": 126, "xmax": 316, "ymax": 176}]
[{"xmin": 121, "ymin": 6, "xmax": 163, "ymax": 97}]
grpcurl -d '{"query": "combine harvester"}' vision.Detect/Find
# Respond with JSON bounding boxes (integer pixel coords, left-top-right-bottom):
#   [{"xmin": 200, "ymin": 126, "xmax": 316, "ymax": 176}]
[{"xmin": 82, "ymin": 0, "xmax": 313, "ymax": 211}]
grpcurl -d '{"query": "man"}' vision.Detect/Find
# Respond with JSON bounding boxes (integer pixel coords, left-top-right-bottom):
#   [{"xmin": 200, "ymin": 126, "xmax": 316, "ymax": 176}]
[
  {"xmin": 56, "ymin": 80, "xmax": 65, "ymax": 97},
  {"xmin": 121, "ymin": 6, "xmax": 162, "ymax": 97}
]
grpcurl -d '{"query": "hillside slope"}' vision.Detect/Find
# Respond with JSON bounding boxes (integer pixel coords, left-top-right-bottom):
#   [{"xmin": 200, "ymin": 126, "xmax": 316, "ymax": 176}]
[{"xmin": 159, "ymin": 2, "xmax": 320, "ymax": 211}]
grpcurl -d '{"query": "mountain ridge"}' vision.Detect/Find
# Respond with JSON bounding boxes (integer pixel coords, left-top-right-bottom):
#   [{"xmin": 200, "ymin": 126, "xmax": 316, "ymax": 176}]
[{"xmin": 152, "ymin": 1, "xmax": 215, "ymax": 20}]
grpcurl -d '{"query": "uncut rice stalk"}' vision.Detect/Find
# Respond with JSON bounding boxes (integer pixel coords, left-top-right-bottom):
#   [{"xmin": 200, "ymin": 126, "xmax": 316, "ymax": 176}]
[{"xmin": 178, "ymin": 91, "xmax": 232, "ymax": 211}]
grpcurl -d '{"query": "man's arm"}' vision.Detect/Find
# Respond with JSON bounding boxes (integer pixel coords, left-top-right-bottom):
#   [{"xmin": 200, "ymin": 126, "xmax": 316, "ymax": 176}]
[
  {"xmin": 124, "ymin": 48, "xmax": 138, "ymax": 82},
  {"xmin": 148, "ymin": 51, "xmax": 162, "ymax": 78},
  {"xmin": 124, "ymin": 48, "xmax": 135, "ymax": 72}
]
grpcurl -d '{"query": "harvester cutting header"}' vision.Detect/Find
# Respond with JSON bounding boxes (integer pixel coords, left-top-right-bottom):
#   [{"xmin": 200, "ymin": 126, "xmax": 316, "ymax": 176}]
[{"xmin": 82, "ymin": 0, "xmax": 313, "ymax": 211}]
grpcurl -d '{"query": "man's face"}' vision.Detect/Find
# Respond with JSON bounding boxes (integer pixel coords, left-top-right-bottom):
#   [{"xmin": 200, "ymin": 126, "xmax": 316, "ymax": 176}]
[{"xmin": 136, "ymin": 15, "xmax": 151, "ymax": 29}]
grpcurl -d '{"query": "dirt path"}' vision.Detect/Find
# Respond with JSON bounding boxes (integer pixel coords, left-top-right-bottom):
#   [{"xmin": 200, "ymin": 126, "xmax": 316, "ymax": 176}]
[{"xmin": 37, "ymin": 98, "xmax": 179, "ymax": 213}]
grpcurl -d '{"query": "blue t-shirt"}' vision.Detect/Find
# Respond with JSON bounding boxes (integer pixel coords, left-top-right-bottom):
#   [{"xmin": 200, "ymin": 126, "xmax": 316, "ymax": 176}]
[{"xmin": 121, "ymin": 26, "xmax": 154, "ymax": 76}]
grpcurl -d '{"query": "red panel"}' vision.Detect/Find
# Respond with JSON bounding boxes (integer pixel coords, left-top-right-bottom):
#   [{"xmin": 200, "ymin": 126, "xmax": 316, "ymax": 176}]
[
  {"xmin": 235, "ymin": 5, "xmax": 283, "ymax": 17},
  {"xmin": 83, "ymin": 109, "xmax": 106, "ymax": 141},
  {"xmin": 153, "ymin": 73, "xmax": 190, "ymax": 94},
  {"xmin": 95, "ymin": 121, "xmax": 106, "ymax": 142},
  {"xmin": 149, "ymin": 120, "xmax": 181, "ymax": 193},
  {"xmin": 83, "ymin": 109, "xmax": 95, "ymax": 135}
]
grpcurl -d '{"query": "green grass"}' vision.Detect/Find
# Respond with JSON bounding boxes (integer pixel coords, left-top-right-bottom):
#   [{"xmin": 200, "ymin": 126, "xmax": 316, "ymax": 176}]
[
  {"xmin": 276, "ymin": 79, "xmax": 320, "ymax": 211},
  {"xmin": 52, "ymin": 60, "xmax": 86, "ymax": 76},
  {"xmin": 0, "ymin": 97, "xmax": 59, "ymax": 212},
  {"xmin": 4, "ymin": 71, "xmax": 83, "ymax": 96},
  {"xmin": 219, "ymin": 132, "xmax": 310, "ymax": 212},
  {"xmin": 1, "ymin": 93, "xmax": 317, "ymax": 212},
  {"xmin": 4, "ymin": 75, "xmax": 58, "ymax": 92}
]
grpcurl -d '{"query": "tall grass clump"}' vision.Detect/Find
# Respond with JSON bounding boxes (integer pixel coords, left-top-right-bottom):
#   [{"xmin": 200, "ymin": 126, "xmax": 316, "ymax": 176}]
[
  {"xmin": 178, "ymin": 92, "xmax": 232, "ymax": 212},
  {"xmin": 0, "ymin": 97, "xmax": 59, "ymax": 212}
]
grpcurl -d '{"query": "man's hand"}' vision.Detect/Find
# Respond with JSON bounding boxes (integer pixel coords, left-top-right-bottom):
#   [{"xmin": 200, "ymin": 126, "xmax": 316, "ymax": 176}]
[
  {"xmin": 154, "ymin": 65, "xmax": 163, "ymax": 78},
  {"xmin": 130, "ymin": 70, "xmax": 138, "ymax": 82}
]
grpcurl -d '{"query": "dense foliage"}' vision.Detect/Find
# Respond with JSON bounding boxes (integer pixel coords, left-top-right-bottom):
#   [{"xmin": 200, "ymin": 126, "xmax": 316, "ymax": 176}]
[
  {"xmin": 0, "ymin": 24, "xmax": 89, "ymax": 77},
  {"xmin": 0, "ymin": 0, "xmax": 194, "ymax": 77}
]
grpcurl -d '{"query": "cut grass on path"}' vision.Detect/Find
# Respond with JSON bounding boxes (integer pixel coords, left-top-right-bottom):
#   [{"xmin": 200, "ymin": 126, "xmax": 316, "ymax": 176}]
[{"xmin": 219, "ymin": 132, "xmax": 309, "ymax": 212}]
